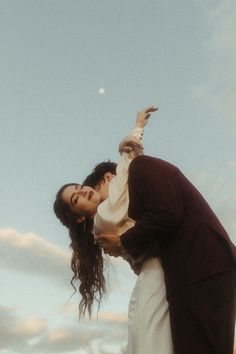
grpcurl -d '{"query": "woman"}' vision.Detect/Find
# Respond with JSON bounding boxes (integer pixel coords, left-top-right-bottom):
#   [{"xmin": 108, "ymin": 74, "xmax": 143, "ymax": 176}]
[{"xmin": 54, "ymin": 107, "xmax": 174, "ymax": 353}]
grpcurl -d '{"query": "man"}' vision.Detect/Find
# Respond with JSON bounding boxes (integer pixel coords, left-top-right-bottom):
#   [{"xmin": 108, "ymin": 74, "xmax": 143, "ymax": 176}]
[{"xmin": 97, "ymin": 155, "xmax": 236, "ymax": 354}]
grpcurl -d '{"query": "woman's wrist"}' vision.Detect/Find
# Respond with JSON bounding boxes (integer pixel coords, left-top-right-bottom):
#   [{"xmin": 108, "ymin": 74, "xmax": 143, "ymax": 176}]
[{"xmin": 133, "ymin": 127, "xmax": 144, "ymax": 140}]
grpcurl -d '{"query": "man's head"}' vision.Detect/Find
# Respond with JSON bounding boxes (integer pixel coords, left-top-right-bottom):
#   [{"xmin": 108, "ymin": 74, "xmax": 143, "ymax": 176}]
[
  {"xmin": 83, "ymin": 161, "xmax": 117, "ymax": 202},
  {"xmin": 53, "ymin": 161, "xmax": 117, "ymax": 227}
]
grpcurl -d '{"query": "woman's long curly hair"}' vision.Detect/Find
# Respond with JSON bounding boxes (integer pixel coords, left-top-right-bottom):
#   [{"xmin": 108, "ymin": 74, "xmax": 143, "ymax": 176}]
[{"xmin": 53, "ymin": 162, "xmax": 117, "ymax": 317}]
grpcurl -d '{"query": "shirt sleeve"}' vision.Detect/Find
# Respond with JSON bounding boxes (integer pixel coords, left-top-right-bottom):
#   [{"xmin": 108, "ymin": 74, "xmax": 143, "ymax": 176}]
[
  {"xmin": 132, "ymin": 127, "xmax": 144, "ymax": 140},
  {"xmin": 94, "ymin": 153, "xmax": 135, "ymax": 236},
  {"xmin": 94, "ymin": 127, "xmax": 147, "ymax": 236}
]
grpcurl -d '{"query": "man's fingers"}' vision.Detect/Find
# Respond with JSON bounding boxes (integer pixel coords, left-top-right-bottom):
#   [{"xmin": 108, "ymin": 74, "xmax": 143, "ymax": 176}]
[
  {"xmin": 96, "ymin": 235, "xmax": 107, "ymax": 241},
  {"xmin": 104, "ymin": 249, "xmax": 119, "ymax": 257},
  {"xmin": 98, "ymin": 241, "xmax": 104, "ymax": 247}
]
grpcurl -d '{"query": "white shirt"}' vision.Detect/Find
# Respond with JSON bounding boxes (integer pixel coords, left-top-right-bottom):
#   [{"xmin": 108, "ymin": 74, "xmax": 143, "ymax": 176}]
[{"xmin": 94, "ymin": 127, "xmax": 144, "ymax": 238}]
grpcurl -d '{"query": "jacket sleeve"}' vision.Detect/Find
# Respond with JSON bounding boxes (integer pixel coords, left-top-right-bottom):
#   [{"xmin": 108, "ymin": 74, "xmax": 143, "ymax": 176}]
[{"xmin": 120, "ymin": 156, "xmax": 183, "ymax": 259}]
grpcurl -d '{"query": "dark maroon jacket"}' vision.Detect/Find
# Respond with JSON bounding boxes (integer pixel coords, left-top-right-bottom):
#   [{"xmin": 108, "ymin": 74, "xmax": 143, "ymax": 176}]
[{"xmin": 120, "ymin": 155, "xmax": 236, "ymax": 299}]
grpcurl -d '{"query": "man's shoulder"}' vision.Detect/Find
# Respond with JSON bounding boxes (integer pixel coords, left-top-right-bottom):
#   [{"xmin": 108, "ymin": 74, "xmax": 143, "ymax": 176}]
[{"xmin": 129, "ymin": 155, "xmax": 178, "ymax": 172}]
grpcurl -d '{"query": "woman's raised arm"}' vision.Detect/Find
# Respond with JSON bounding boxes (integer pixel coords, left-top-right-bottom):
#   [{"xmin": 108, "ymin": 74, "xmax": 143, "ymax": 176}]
[{"xmin": 119, "ymin": 106, "xmax": 158, "ymax": 156}]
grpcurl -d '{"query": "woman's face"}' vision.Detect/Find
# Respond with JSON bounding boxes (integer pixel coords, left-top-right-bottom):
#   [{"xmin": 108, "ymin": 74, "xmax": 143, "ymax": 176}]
[{"xmin": 61, "ymin": 184, "xmax": 102, "ymax": 217}]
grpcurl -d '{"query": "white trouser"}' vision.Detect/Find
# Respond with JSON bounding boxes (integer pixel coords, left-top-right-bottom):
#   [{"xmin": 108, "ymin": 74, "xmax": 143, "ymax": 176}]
[{"xmin": 127, "ymin": 258, "xmax": 174, "ymax": 354}]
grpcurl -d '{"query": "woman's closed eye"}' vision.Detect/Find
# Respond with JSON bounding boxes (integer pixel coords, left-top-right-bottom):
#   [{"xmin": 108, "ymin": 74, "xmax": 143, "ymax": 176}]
[
  {"xmin": 70, "ymin": 193, "xmax": 79, "ymax": 208},
  {"xmin": 71, "ymin": 185, "xmax": 82, "ymax": 206},
  {"xmin": 73, "ymin": 196, "xmax": 79, "ymax": 206}
]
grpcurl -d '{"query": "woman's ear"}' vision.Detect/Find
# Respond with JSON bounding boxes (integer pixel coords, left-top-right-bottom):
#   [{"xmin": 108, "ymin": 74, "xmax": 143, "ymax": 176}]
[
  {"xmin": 75, "ymin": 215, "xmax": 86, "ymax": 224},
  {"xmin": 95, "ymin": 184, "xmax": 101, "ymax": 191}
]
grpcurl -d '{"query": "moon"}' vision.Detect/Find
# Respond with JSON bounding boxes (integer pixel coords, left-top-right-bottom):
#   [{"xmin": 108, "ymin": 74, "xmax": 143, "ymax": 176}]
[{"xmin": 98, "ymin": 88, "xmax": 106, "ymax": 95}]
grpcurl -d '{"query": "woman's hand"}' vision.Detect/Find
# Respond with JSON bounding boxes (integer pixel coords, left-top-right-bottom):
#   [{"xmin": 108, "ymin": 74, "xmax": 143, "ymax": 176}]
[
  {"xmin": 135, "ymin": 106, "xmax": 158, "ymax": 129},
  {"xmin": 119, "ymin": 135, "xmax": 144, "ymax": 154}
]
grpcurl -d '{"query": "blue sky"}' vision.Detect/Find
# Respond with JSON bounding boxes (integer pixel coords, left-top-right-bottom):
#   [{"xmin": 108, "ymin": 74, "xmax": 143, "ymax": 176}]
[{"xmin": 0, "ymin": 1, "xmax": 235, "ymax": 353}]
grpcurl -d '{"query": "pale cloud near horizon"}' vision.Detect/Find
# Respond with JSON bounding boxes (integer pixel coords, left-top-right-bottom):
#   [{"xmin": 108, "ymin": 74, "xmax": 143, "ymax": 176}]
[
  {"xmin": 0, "ymin": 228, "xmax": 71, "ymax": 286},
  {"xmin": 0, "ymin": 306, "xmax": 47, "ymax": 352},
  {"xmin": 60, "ymin": 304, "xmax": 128, "ymax": 323},
  {"xmin": 1, "ymin": 304, "xmax": 233, "ymax": 353},
  {"xmin": 192, "ymin": 0, "xmax": 236, "ymax": 128},
  {"xmin": 0, "ymin": 228, "xmax": 129, "ymax": 352},
  {"xmin": 0, "ymin": 227, "xmax": 135, "ymax": 313},
  {"xmin": 0, "ymin": 306, "xmax": 127, "ymax": 354}
]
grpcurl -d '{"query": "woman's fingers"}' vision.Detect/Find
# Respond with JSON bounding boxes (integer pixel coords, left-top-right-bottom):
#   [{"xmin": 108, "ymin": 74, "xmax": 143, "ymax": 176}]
[
  {"xmin": 136, "ymin": 106, "xmax": 158, "ymax": 129},
  {"xmin": 143, "ymin": 106, "xmax": 158, "ymax": 113}
]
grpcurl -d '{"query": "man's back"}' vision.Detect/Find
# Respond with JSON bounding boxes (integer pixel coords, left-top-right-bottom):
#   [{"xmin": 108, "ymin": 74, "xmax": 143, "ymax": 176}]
[{"xmin": 121, "ymin": 155, "xmax": 236, "ymax": 296}]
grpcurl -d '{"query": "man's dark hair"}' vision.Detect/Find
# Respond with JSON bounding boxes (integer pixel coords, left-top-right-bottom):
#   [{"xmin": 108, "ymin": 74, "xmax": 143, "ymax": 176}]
[{"xmin": 82, "ymin": 161, "xmax": 117, "ymax": 188}]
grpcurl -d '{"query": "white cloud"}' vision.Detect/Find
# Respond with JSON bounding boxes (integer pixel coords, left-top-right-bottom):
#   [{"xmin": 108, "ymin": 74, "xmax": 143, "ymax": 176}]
[
  {"xmin": 0, "ymin": 227, "xmax": 136, "ymax": 309},
  {"xmin": 0, "ymin": 229, "xmax": 130, "ymax": 352},
  {"xmin": 0, "ymin": 228, "xmax": 71, "ymax": 286},
  {"xmin": 0, "ymin": 306, "xmax": 127, "ymax": 354},
  {"xmin": 34, "ymin": 319, "xmax": 127, "ymax": 353},
  {"xmin": 34, "ymin": 327, "xmax": 104, "ymax": 353},
  {"xmin": 60, "ymin": 305, "xmax": 128, "ymax": 324},
  {"xmin": 98, "ymin": 312, "xmax": 128, "ymax": 323},
  {"xmin": 0, "ymin": 228, "xmax": 135, "ymax": 289},
  {"xmin": 0, "ymin": 306, "xmax": 47, "ymax": 352}
]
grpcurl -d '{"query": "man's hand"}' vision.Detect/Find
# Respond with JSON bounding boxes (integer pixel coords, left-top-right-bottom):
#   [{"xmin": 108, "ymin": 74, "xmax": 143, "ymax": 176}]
[
  {"xmin": 135, "ymin": 106, "xmax": 158, "ymax": 129},
  {"xmin": 96, "ymin": 233, "xmax": 121, "ymax": 257}
]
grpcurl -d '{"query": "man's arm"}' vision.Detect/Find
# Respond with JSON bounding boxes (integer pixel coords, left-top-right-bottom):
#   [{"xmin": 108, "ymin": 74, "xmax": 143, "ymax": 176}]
[{"xmin": 120, "ymin": 155, "xmax": 183, "ymax": 259}]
